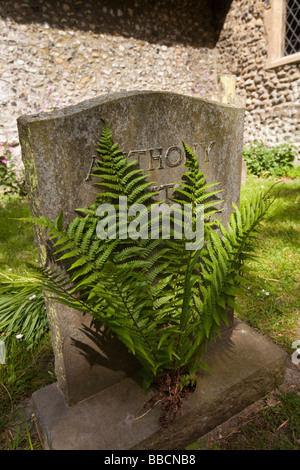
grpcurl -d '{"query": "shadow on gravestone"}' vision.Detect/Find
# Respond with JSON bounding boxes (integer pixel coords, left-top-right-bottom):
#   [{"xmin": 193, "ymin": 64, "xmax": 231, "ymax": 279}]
[
  {"xmin": 17, "ymin": 90, "xmax": 244, "ymax": 408},
  {"xmin": 70, "ymin": 322, "xmax": 141, "ymax": 375}
]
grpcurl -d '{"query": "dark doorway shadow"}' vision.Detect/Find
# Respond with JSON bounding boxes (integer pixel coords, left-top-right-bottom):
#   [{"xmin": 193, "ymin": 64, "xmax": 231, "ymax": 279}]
[{"xmin": 1, "ymin": 0, "xmax": 233, "ymax": 48}]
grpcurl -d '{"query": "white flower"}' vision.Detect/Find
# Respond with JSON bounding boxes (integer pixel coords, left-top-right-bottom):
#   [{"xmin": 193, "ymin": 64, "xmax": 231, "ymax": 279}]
[
  {"xmin": 262, "ymin": 289, "xmax": 265, "ymax": 292},
  {"xmin": 16, "ymin": 334, "xmax": 23, "ymax": 339},
  {"xmin": 29, "ymin": 294, "xmax": 36, "ymax": 300},
  {"xmin": 265, "ymin": 292, "xmax": 270, "ymax": 296}
]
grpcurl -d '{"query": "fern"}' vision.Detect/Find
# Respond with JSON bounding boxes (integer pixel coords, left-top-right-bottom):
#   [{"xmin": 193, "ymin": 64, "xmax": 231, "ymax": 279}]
[{"xmin": 28, "ymin": 124, "xmax": 279, "ymax": 401}]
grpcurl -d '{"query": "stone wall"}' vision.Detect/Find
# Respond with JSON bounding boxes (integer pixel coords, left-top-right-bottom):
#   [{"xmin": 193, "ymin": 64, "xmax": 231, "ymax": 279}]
[
  {"xmin": 0, "ymin": 0, "xmax": 299, "ymax": 169},
  {"xmin": 216, "ymin": 0, "xmax": 300, "ymax": 160},
  {"xmin": 0, "ymin": 0, "xmax": 219, "ymax": 170}
]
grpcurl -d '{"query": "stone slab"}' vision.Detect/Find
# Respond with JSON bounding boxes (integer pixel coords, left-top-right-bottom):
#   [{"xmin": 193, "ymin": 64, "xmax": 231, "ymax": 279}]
[{"xmin": 32, "ymin": 319, "xmax": 287, "ymax": 450}]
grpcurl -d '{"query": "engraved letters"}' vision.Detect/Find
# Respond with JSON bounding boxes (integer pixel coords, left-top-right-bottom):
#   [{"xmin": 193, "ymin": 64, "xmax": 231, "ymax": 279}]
[
  {"xmin": 126, "ymin": 146, "xmax": 183, "ymax": 171},
  {"xmin": 165, "ymin": 146, "xmax": 183, "ymax": 168},
  {"xmin": 202, "ymin": 141, "xmax": 216, "ymax": 163},
  {"xmin": 148, "ymin": 147, "xmax": 164, "ymax": 171},
  {"xmin": 193, "ymin": 141, "xmax": 216, "ymax": 162},
  {"xmin": 86, "ymin": 141, "xmax": 216, "ymax": 181}
]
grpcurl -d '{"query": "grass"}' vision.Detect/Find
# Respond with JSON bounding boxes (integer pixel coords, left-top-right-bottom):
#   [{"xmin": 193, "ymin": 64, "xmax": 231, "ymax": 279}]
[
  {"xmin": 195, "ymin": 388, "xmax": 300, "ymax": 450},
  {"xmin": 0, "ymin": 194, "xmax": 55, "ymax": 450},
  {"xmin": 0, "ymin": 334, "xmax": 55, "ymax": 450},
  {"xmin": 0, "ymin": 173, "xmax": 299, "ymax": 450},
  {"xmin": 191, "ymin": 174, "xmax": 300, "ymax": 451},
  {"xmin": 0, "ymin": 195, "xmax": 38, "ymax": 275},
  {"xmin": 237, "ymin": 175, "xmax": 300, "ymax": 352}
]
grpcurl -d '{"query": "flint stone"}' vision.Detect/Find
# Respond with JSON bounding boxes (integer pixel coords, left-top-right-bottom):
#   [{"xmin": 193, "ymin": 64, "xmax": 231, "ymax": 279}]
[{"xmin": 17, "ymin": 91, "xmax": 244, "ymax": 406}]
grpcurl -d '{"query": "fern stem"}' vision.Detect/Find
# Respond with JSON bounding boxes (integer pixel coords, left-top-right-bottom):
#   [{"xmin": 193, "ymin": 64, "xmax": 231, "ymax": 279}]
[
  {"xmin": 112, "ymin": 277, "xmax": 159, "ymax": 364},
  {"xmin": 42, "ymin": 269, "xmax": 103, "ymax": 320},
  {"xmin": 173, "ymin": 250, "xmax": 193, "ymax": 372}
]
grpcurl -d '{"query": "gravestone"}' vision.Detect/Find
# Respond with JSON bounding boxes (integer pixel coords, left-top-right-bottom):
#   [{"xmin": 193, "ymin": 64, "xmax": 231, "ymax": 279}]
[
  {"xmin": 18, "ymin": 90, "xmax": 242, "ymax": 405},
  {"xmin": 17, "ymin": 91, "xmax": 287, "ymax": 450}
]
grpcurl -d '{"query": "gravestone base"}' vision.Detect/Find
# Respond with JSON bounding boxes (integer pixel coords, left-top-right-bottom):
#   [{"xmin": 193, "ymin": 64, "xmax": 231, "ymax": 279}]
[{"xmin": 32, "ymin": 319, "xmax": 287, "ymax": 450}]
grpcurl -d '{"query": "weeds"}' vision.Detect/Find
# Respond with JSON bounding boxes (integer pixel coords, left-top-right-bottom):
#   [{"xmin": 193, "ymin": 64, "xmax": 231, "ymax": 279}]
[
  {"xmin": 0, "ymin": 193, "xmax": 54, "ymax": 449},
  {"xmin": 0, "ymin": 140, "xmax": 26, "ymax": 198},
  {"xmin": 243, "ymin": 141, "xmax": 298, "ymax": 178},
  {"xmin": 0, "ymin": 334, "xmax": 55, "ymax": 450}
]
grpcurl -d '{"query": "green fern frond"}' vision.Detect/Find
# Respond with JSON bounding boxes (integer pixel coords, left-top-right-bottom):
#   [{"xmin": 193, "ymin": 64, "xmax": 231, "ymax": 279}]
[{"xmin": 28, "ymin": 123, "xmax": 280, "ymax": 391}]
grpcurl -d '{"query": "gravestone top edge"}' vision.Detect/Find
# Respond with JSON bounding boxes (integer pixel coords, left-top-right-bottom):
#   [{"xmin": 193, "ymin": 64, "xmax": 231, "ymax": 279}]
[{"xmin": 17, "ymin": 90, "xmax": 244, "ymax": 126}]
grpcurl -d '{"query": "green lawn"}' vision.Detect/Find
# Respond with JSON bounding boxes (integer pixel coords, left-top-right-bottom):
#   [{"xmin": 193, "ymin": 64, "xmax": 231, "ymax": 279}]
[
  {"xmin": 238, "ymin": 176, "xmax": 300, "ymax": 351},
  {"xmin": 0, "ymin": 195, "xmax": 54, "ymax": 449},
  {"xmin": 0, "ymin": 196, "xmax": 38, "ymax": 275}
]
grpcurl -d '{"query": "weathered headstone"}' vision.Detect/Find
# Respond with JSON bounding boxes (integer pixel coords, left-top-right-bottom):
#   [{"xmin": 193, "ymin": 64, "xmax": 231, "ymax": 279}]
[
  {"xmin": 17, "ymin": 91, "xmax": 287, "ymax": 450},
  {"xmin": 18, "ymin": 91, "xmax": 243, "ymax": 404}
]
